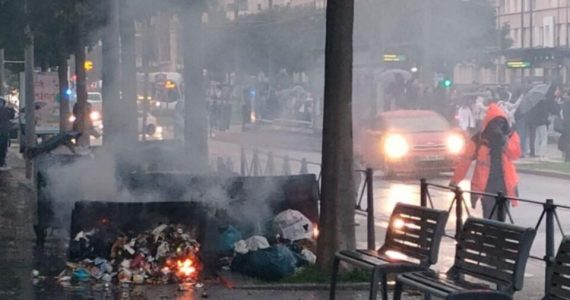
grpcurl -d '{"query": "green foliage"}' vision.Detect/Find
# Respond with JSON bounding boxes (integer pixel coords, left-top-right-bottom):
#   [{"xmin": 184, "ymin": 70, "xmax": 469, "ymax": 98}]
[
  {"xmin": 0, "ymin": 0, "xmax": 27, "ymax": 58},
  {"xmin": 211, "ymin": 6, "xmax": 325, "ymax": 75}
]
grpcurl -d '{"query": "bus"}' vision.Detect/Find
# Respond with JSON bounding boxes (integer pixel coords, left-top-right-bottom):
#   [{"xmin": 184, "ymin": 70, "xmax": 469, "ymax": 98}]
[{"xmin": 136, "ymin": 72, "xmax": 183, "ymax": 114}]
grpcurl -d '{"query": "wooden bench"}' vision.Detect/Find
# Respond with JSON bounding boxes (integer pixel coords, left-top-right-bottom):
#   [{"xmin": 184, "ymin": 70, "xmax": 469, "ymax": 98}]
[
  {"xmin": 329, "ymin": 203, "xmax": 449, "ymax": 300},
  {"xmin": 545, "ymin": 236, "xmax": 570, "ymax": 300},
  {"xmin": 394, "ymin": 218, "xmax": 536, "ymax": 300}
]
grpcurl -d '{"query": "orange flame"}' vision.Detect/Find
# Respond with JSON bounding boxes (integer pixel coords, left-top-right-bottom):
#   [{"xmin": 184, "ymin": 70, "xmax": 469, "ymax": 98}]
[{"xmin": 177, "ymin": 259, "xmax": 196, "ymax": 277}]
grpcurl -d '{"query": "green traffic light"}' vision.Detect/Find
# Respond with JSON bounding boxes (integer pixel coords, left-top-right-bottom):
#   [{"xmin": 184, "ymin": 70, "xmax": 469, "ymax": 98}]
[{"xmin": 443, "ymin": 79, "xmax": 452, "ymax": 88}]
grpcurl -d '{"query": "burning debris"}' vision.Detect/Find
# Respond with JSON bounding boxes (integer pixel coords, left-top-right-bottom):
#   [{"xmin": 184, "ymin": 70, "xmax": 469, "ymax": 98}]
[{"xmin": 63, "ymin": 223, "xmax": 203, "ymax": 287}]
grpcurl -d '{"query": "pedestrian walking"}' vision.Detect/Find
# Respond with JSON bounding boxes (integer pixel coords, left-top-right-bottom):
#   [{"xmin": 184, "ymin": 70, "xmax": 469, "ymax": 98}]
[
  {"xmin": 0, "ymin": 98, "xmax": 16, "ymax": 171},
  {"xmin": 457, "ymin": 97, "xmax": 476, "ymax": 134},
  {"xmin": 450, "ymin": 103, "xmax": 521, "ymax": 220}
]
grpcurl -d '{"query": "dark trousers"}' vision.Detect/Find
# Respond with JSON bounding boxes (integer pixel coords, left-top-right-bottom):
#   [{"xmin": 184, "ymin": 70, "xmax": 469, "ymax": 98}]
[
  {"xmin": 528, "ymin": 123, "xmax": 537, "ymax": 157},
  {"xmin": 0, "ymin": 132, "xmax": 9, "ymax": 166}
]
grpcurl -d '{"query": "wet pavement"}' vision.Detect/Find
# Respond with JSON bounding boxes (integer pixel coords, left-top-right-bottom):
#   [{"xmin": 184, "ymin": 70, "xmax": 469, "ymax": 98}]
[{"xmin": 3, "ymin": 134, "xmax": 570, "ymax": 299}]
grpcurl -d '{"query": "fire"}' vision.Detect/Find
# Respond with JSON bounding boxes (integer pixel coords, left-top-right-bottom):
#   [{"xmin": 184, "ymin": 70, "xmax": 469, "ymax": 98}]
[
  {"xmin": 176, "ymin": 258, "xmax": 196, "ymax": 277},
  {"xmin": 313, "ymin": 225, "xmax": 319, "ymax": 239}
]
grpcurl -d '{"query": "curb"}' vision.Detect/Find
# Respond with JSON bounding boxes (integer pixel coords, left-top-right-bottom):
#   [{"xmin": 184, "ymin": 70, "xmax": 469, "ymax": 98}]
[
  {"xmin": 224, "ymin": 282, "xmax": 370, "ymax": 291},
  {"xmin": 517, "ymin": 168, "xmax": 570, "ymax": 180}
]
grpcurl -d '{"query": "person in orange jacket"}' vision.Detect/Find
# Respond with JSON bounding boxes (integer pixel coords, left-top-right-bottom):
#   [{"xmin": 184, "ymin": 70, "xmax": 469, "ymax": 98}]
[{"xmin": 450, "ymin": 103, "xmax": 522, "ymax": 219}]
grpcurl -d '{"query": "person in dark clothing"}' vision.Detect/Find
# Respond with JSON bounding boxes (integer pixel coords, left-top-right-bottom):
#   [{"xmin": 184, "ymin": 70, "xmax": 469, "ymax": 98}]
[
  {"xmin": 559, "ymin": 93, "xmax": 570, "ymax": 161},
  {"xmin": 527, "ymin": 84, "xmax": 560, "ymax": 157},
  {"xmin": 0, "ymin": 98, "xmax": 16, "ymax": 171}
]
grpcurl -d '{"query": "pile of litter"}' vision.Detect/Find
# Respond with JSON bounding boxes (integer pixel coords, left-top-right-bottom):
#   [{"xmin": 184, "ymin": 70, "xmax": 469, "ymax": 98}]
[{"xmin": 61, "ymin": 223, "xmax": 202, "ymax": 286}]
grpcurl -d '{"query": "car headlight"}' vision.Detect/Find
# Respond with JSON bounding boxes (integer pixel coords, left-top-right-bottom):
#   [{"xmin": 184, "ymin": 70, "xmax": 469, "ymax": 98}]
[
  {"xmin": 446, "ymin": 133, "xmax": 465, "ymax": 155},
  {"xmin": 384, "ymin": 134, "xmax": 409, "ymax": 160},
  {"xmin": 156, "ymin": 126, "xmax": 163, "ymax": 134},
  {"xmin": 68, "ymin": 115, "xmax": 76, "ymax": 123},
  {"xmin": 90, "ymin": 111, "xmax": 101, "ymax": 121}
]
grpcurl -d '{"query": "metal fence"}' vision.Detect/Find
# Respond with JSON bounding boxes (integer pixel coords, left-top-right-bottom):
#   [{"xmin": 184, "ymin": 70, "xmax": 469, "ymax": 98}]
[
  {"xmin": 420, "ymin": 179, "xmax": 570, "ymax": 297},
  {"xmin": 218, "ymin": 147, "xmax": 379, "ymax": 250}
]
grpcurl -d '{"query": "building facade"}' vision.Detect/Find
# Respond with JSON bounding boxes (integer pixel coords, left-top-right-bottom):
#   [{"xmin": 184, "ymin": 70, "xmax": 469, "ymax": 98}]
[{"xmin": 499, "ymin": 0, "xmax": 570, "ymax": 84}]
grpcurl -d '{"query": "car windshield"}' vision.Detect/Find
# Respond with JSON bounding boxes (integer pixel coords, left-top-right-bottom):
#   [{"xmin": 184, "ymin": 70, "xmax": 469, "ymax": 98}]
[
  {"xmin": 88, "ymin": 93, "xmax": 102, "ymax": 102},
  {"xmin": 384, "ymin": 115, "xmax": 450, "ymax": 133}
]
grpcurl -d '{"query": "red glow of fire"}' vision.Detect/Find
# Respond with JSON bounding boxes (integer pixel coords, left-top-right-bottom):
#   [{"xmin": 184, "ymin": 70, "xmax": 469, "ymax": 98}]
[{"xmin": 176, "ymin": 259, "xmax": 197, "ymax": 277}]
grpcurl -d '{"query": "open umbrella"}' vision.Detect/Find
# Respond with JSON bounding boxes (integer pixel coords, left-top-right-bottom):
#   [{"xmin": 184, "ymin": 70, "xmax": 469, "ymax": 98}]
[{"xmin": 517, "ymin": 83, "xmax": 551, "ymax": 116}]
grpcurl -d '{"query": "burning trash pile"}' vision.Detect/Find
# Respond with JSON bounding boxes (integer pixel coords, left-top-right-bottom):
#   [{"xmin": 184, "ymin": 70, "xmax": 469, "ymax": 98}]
[{"xmin": 61, "ymin": 223, "xmax": 202, "ymax": 287}]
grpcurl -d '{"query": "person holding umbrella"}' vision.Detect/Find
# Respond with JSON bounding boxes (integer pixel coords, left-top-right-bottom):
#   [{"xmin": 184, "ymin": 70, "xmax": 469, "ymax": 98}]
[{"xmin": 515, "ymin": 83, "xmax": 560, "ymax": 158}]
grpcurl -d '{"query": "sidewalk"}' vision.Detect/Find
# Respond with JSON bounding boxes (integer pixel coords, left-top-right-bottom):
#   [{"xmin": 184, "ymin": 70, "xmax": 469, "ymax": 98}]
[
  {"xmin": 516, "ymin": 142, "xmax": 570, "ymax": 179},
  {"xmin": 212, "ymin": 125, "xmax": 322, "ymax": 153}
]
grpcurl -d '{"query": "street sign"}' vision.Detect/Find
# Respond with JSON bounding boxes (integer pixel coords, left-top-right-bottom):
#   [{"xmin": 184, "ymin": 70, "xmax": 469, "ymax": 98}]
[
  {"xmin": 19, "ymin": 72, "xmax": 61, "ymax": 135},
  {"xmin": 383, "ymin": 54, "xmax": 407, "ymax": 62},
  {"xmin": 506, "ymin": 61, "xmax": 532, "ymax": 69}
]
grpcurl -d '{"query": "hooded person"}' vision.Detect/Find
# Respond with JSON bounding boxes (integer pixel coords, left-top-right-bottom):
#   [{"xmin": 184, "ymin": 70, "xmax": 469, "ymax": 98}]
[{"xmin": 450, "ymin": 103, "xmax": 522, "ymax": 219}]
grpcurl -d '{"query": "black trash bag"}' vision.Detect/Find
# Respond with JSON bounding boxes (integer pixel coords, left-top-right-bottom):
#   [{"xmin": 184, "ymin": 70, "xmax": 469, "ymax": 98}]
[{"xmin": 231, "ymin": 245, "xmax": 297, "ymax": 281}]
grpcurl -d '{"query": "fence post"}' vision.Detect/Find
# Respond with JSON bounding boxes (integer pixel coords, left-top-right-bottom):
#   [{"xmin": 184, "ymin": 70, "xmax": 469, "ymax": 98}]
[
  {"xmin": 420, "ymin": 178, "xmax": 427, "ymax": 207},
  {"xmin": 240, "ymin": 146, "xmax": 247, "ymax": 176},
  {"xmin": 545, "ymin": 199, "xmax": 556, "ymax": 296},
  {"xmin": 282, "ymin": 155, "xmax": 291, "ymax": 175},
  {"xmin": 497, "ymin": 192, "xmax": 506, "ymax": 222},
  {"xmin": 300, "ymin": 158, "xmax": 308, "ymax": 174},
  {"xmin": 454, "ymin": 187, "xmax": 464, "ymax": 240},
  {"xmin": 366, "ymin": 168, "xmax": 375, "ymax": 251},
  {"xmin": 252, "ymin": 149, "xmax": 261, "ymax": 176},
  {"xmin": 265, "ymin": 152, "xmax": 275, "ymax": 176}
]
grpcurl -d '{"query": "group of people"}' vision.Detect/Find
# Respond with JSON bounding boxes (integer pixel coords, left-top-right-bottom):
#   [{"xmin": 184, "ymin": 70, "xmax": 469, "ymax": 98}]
[
  {"xmin": 451, "ymin": 83, "xmax": 570, "ymax": 220},
  {"xmin": 456, "ymin": 84, "xmax": 570, "ymax": 160}
]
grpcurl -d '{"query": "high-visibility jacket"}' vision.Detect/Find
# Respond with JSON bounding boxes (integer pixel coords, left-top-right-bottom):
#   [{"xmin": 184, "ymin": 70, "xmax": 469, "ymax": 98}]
[{"xmin": 451, "ymin": 104, "xmax": 521, "ymax": 206}]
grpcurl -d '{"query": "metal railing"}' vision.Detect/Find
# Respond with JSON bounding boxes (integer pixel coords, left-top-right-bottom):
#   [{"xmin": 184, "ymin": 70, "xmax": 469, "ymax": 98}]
[
  {"xmin": 228, "ymin": 147, "xmax": 379, "ymax": 251},
  {"xmin": 420, "ymin": 179, "xmax": 570, "ymax": 297}
]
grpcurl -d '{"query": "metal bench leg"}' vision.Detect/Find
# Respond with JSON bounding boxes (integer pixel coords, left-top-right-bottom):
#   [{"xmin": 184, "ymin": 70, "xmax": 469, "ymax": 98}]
[
  {"xmin": 393, "ymin": 281, "xmax": 403, "ymax": 300},
  {"xmin": 329, "ymin": 257, "xmax": 341, "ymax": 300},
  {"xmin": 369, "ymin": 269, "xmax": 380, "ymax": 300},
  {"xmin": 381, "ymin": 273, "xmax": 388, "ymax": 300}
]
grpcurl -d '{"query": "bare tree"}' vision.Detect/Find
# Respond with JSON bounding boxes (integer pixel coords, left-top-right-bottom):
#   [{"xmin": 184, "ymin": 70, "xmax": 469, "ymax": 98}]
[
  {"xmin": 101, "ymin": 0, "xmax": 122, "ymax": 144},
  {"xmin": 180, "ymin": 1, "xmax": 209, "ymax": 171},
  {"xmin": 119, "ymin": 0, "xmax": 138, "ymax": 144},
  {"xmin": 316, "ymin": 0, "xmax": 356, "ymax": 270}
]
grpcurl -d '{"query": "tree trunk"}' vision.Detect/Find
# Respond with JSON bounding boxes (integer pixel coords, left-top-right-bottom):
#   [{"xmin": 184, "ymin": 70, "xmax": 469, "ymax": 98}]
[
  {"xmin": 119, "ymin": 0, "xmax": 138, "ymax": 144},
  {"xmin": 75, "ymin": 25, "xmax": 89, "ymax": 146},
  {"xmin": 182, "ymin": 4, "xmax": 209, "ymax": 172},
  {"xmin": 101, "ymin": 0, "xmax": 122, "ymax": 145},
  {"xmin": 58, "ymin": 53, "xmax": 69, "ymax": 132},
  {"xmin": 316, "ymin": 0, "xmax": 356, "ymax": 271}
]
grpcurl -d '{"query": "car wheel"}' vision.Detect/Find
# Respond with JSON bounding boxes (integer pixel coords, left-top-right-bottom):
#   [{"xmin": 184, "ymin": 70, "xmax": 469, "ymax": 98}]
[{"xmin": 145, "ymin": 124, "xmax": 156, "ymax": 136}]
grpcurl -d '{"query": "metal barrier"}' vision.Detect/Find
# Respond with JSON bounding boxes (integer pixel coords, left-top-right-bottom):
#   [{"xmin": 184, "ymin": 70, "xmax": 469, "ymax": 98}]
[
  {"xmin": 230, "ymin": 147, "xmax": 378, "ymax": 251},
  {"xmin": 420, "ymin": 179, "xmax": 570, "ymax": 297}
]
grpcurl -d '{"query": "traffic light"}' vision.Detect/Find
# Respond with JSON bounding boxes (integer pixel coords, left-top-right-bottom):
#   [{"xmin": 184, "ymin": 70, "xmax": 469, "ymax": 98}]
[
  {"xmin": 439, "ymin": 78, "xmax": 453, "ymax": 89},
  {"xmin": 85, "ymin": 60, "xmax": 94, "ymax": 72}
]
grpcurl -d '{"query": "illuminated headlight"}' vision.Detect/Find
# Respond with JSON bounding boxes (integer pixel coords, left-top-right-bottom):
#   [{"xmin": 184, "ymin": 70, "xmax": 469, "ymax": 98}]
[
  {"xmin": 90, "ymin": 111, "xmax": 101, "ymax": 121},
  {"xmin": 155, "ymin": 102, "xmax": 161, "ymax": 107},
  {"xmin": 384, "ymin": 134, "xmax": 409, "ymax": 160},
  {"xmin": 446, "ymin": 134, "xmax": 465, "ymax": 155},
  {"xmin": 68, "ymin": 115, "xmax": 76, "ymax": 123},
  {"xmin": 156, "ymin": 126, "xmax": 163, "ymax": 134}
]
